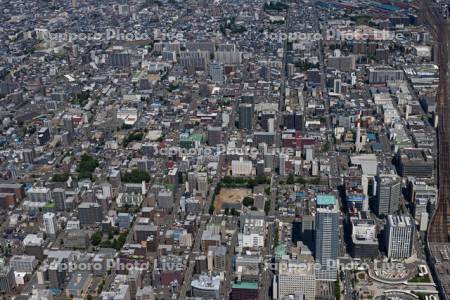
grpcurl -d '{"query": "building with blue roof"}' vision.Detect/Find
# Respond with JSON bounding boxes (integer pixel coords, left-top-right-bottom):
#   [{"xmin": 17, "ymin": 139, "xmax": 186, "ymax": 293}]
[
  {"xmin": 316, "ymin": 194, "xmax": 336, "ymax": 206},
  {"xmin": 367, "ymin": 132, "xmax": 377, "ymax": 141},
  {"xmin": 346, "ymin": 192, "xmax": 368, "ymax": 212}
]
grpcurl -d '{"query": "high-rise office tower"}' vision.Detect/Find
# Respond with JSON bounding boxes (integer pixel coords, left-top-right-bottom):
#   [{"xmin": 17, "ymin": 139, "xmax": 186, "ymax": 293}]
[
  {"xmin": 197, "ymin": 173, "xmax": 209, "ymax": 197},
  {"xmin": 315, "ymin": 195, "xmax": 339, "ymax": 281},
  {"xmin": 207, "ymin": 126, "xmax": 222, "ymax": 146},
  {"xmin": 333, "ymin": 78, "xmax": 342, "ymax": 94},
  {"xmin": 241, "ymin": 93, "xmax": 255, "ymax": 110},
  {"xmin": 37, "ymin": 127, "xmax": 50, "ymax": 145},
  {"xmin": 374, "ymin": 174, "xmax": 401, "ymax": 216},
  {"xmin": 282, "ymin": 112, "xmax": 295, "ymax": 129},
  {"xmin": 78, "ymin": 202, "xmax": 103, "ymax": 225},
  {"xmin": 209, "ymin": 62, "xmax": 224, "ymax": 83},
  {"xmin": 63, "ymin": 115, "xmax": 74, "ymax": 135},
  {"xmin": 187, "ymin": 172, "xmax": 197, "ymax": 193},
  {"xmin": 53, "ymin": 188, "xmax": 66, "ymax": 211},
  {"xmin": 264, "ymin": 152, "xmax": 275, "ymax": 170},
  {"xmin": 385, "ymin": 215, "xmax": 414, "ymax": 258},
  {"xmin": 238, "ymin": 103, "xmax": 253, "ymax": 130},
  {"xmin": 109, "ymin": 51, "xmax": 131, "ymax": 68},
  {"xmin": 282, "ymin": 112, "xmax": 303, "ymax": 131},
  {"xmin": 43, "ymin": 212, "xmax": 58, "ymax": 238},
  {"xmin": 256, "ymin": 160, "xmax": 265, "ymax": 176},
  {"xmin": 7, "ymin": 164, "xmax": 17, "ymax": 180},
  {"xmin": 22, "ymin": 149, "xmax": 35, "ymax": 164},
  {"xmin": 279, "ymin": 153, "xmax": 287, "ymax": 176}
]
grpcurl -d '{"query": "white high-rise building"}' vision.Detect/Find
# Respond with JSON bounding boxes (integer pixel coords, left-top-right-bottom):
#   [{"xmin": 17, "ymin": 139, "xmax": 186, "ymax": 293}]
[
  {"xmin": 355, "ymin": 119, "xmax": 363, "ymax": 152},
  {"xmin": 351, "ymin": 72, "xmax": 357, "ymax": 85},
  {"xmin": 43, "ymin": 212, "xmax": 57, "ymax": 237},
  {"xmin": 277, "ymin": 255, "xmax": 316, "ymax": 300},
  {"xmin": 279, "ymin": 153, "xmax": 288, "ymax": 176},
  {"xmin": 222, "ymin": 112, "xmax": 230, "ymax": 127},
  {"xmin": 268, "ymin": 118, "xmax": 275, "ymax": 133},
  {"xmin": 385, "ymin": 215, "xmax": 414, "ymax": 259}
]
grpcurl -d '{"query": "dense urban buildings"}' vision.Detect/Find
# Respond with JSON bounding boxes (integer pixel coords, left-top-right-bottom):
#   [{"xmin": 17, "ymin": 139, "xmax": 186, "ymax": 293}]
[{"xmin": 0, "ymin": 0, "xmax": 446, "ymax": 299}]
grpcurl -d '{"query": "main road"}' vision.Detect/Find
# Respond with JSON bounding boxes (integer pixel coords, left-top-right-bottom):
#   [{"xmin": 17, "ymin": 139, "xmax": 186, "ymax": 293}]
[{"xmin": 178, "ymin": 99, "xmax": 237, "ymax": 299}]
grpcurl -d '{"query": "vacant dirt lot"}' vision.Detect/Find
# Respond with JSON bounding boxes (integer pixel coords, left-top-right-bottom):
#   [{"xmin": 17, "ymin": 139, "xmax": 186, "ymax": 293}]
[{"xmin": 215, "ymin": 188, "xmax": 251, "ymax": 212}]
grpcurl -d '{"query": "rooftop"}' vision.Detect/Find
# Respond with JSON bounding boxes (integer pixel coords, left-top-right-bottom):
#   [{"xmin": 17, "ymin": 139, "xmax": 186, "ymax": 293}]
[
  {"xmin": 232, "ymin": 282, "xmax": 259, "ymax": 290},
  {"xmin": 316, "ymin": 194, "xmax": 336, "ymax": 206}
]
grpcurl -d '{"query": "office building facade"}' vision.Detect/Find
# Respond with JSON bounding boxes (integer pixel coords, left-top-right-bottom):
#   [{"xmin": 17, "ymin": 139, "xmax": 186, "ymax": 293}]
[
  {"xmin": 374, "ymin": 174, "xmax": 401, "ymax": 216},
  {"xmin": 385, "ymin": 215, "xmax": 414, "ymax": 259}
]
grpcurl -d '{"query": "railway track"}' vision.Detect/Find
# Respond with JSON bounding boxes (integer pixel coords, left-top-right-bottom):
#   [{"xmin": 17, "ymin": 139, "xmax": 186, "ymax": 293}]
[{"xmin": 422, "ymin": 0, "xmax": 450, "ymax": 243}]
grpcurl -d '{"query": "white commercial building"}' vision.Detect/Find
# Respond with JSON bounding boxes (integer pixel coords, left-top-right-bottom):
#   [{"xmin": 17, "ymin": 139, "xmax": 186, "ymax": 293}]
[
  {"xmin": 239, "ymin": 217, "xmax": 265, "ymax": 248},
  {"xmin": 10, "ymin": 255, "xmax": 38, "ymax": 273},
  {"xmin": 43, "ymin": 212, "xmax": 57, "ymax": 237},
  {"xmin": 385, "ymin": 215, "xmax": 414, "ymax": 259},
  {"xmin": 117, "ymin": 108, "xmax": 139, "ymax": 126},
  {"xmin": 412, "ymin": 45, "xmax": 431, "ymax": 58},
  {"xmin": 231, "ymin": 159, "xmax": 252, "ymax": 176},
  {"xmin": 277, "ymin": 260, "xmax": 316, "ymax": 300},
  {"xmin": 191, "ymin": 275, "xmax": 221, "ymax": 299},
  {"xmin": 215, "ymin": 51, "xmax": 242, "ymax": 64},
  {"xmin": 279, "ymin": 153, "xmax": 288, "ymax": 176},
  {"xmin": 27, "ymin": 187, "xmax": 52, "ymax": 202}
]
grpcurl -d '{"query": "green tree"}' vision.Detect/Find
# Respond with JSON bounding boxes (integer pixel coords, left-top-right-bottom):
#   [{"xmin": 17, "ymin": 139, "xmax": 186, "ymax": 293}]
[
  {"xmin": 273, "ymin": 225, "xmax": 279, "ymax": 248},
  {"xmin": 77, "ymin": 154, "xmax": 99, "ymax": 180},
  {"xmin": 51, "ymin": 173, "xmax": 70, "ymax": 182},
  {"xmin": 101, "ymin": 240, "xmax": 113, "ymax": 248},
  {"xmin": 243, "ymin": 197, "xmax": 254, "ymax": 207},
  {"xmin": 287, "ymin": 173, "xmax": 295, "ymax": 184},
  {"xmin": 307, "ymin": 177, "xmax": 321, "ymax": 185},
  {"xmin": 113, "ymin": 231, "xmax": 129, "ymax": 250},
  {"xmin": 335, "ymin": 280, "xmax": 341, "ymax": 300},
  {"xmin": 91, "ymin": 231, "xmax": 102, "ymax": 246},
  {"xmin": 295, "ymin": 60, "xmax": 319, "ymax": 71},
  {"xmin": 123, "ymin": 131, "xmax": 144, "ymax": 147},
  {"xmin": 255, "ymin": 175, "xmax": 269, "ymax": 184},
  {"xmin": 121, "ymin": 169, "xmax": 151, "ymax": 183},
  {"xmin": 209, "ymin": 201, "xmax": 215, "ymax": 214},
  {"xmin": 296, "ymin": 176, "xmax": 306, "ymax": 184}
]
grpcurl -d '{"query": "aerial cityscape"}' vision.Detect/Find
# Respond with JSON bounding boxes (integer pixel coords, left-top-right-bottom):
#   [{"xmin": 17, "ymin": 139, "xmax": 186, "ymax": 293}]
[{"xmin": 2, "ymin": 0, "xmax": 450, "ymax": 299}]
